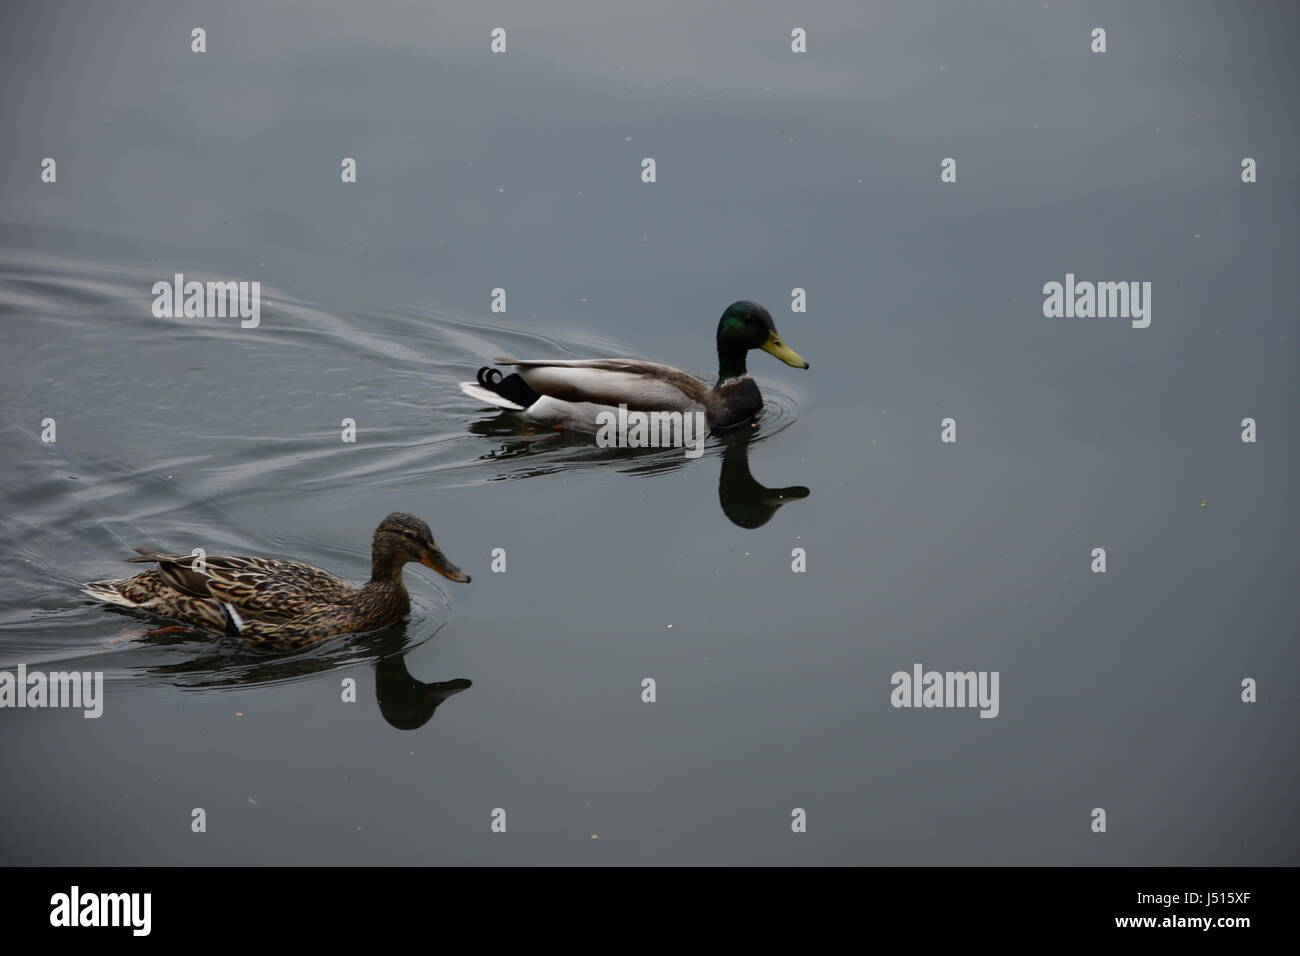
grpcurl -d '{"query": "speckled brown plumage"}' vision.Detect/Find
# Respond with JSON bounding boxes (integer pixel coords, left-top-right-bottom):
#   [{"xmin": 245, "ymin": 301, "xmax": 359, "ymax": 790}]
[{"xmin": 83, "ymin": 512, "xmax": 469, "ymax": 652}]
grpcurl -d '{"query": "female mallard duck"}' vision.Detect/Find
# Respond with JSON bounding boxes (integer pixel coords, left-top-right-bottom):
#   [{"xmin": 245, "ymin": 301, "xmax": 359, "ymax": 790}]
[
  {"xmin": 459, "ymin": 300, "xmax": 809, "ymax": 432},
  {"xmin": 82, "ymin": 512, "xmax": 469, "ymax": 652}
]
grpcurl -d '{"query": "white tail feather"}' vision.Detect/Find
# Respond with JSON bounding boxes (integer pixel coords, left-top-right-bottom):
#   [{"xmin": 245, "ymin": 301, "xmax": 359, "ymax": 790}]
[
  {"xmin": 83, "ymin": 583, "xmax": 147, "ymax": 608},
  {"xmin": 458, "ymin": 380, "xmax": 526, "ymax": 411}
]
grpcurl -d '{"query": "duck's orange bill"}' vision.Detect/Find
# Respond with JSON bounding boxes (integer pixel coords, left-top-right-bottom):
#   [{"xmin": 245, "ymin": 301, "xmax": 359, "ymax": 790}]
[{"xmin": 421, "ymin": 554, "xmax": 471, "ymax": 583}]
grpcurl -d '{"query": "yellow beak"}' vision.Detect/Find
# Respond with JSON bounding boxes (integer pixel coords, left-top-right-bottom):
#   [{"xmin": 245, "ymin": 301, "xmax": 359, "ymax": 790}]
[{"xmin": 760, "ymin": 331, "xmax": 810, "ymax": 369}]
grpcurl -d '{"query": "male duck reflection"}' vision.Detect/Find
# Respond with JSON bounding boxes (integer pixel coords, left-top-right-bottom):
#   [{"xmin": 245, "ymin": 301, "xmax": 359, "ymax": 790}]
[
  {"xmin": 459, "ymin": 301, "xmax": 809, "ymax": 431},
  {"xmin": 83, "ymin": 513, "xmax": 469, "ymax": 653},
  {"xmin": 465, "ymin": 417, "xmax": 811, "ymax": 529},
  {"xmin": 717, "ymin": 429, "xmax": 810, "ymax": 528}
]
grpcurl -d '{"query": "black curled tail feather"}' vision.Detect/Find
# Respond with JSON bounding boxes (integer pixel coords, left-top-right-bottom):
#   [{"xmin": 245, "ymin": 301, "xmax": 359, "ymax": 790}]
[{"xmin": 476, "ymin": 367, "xmax": 542, "ymax": 408}]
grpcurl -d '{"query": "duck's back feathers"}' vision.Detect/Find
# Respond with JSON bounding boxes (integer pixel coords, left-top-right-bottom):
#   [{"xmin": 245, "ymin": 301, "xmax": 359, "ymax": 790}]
[
  {"xmin": 90, "ymin": 550, "xmax": 357, "ymax": 640},
  {"xmin": 494, "ymin": 357, "xmax": 711, "ymax": 412},
  {"xmin": 133, "ymin": 553, "xmax": 352, "ymax": 620},
  {"xmin": 126, "ymin": 549, "xmax": 212, "ymax": 598},
  {"xmin": 461, "ymin": 357, "xmax": 770, "ymax": 430},
  {"xmin": 207, "ymin": 559, "xmax": 352, "ymax": 622}
]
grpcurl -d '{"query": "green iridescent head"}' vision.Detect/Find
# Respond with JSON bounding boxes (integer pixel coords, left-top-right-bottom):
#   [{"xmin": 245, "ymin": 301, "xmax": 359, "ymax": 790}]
[{"xmin": 715, "ymin": 301, "xmax": 809, "ymax": 379}]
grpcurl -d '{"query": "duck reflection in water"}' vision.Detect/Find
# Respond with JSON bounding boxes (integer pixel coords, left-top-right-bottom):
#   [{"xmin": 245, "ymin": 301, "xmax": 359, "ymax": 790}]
[
  {"xmin": 373, "ymin": 651, "xmax": 471, "ymax": 730},
  {"xmin": 116, "ymin": 624, "xmax": 470, "ymax": 730},
  {"xmin": 467, "ymin": 413, "xmax": 809, "ymax": 528},
  {"xmin": 715, "ymin": 428, "xmax": 809, "ymax": 528}
]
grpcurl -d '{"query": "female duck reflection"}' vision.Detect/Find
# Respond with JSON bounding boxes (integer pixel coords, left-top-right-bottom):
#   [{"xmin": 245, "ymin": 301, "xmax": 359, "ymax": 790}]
[
  {"xmin": 467, "ymin": 416, "xmax": 809, "ymax": 529},
  {"xmin": 138, "ymin": 626, "xmax": 470, "ymax": 731}
]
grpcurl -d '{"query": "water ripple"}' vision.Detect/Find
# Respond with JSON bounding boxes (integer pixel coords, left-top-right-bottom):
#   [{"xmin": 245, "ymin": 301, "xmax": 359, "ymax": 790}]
[{"xmin": 0, "ymin": 246, "xmax": 801, "ymax": 686}]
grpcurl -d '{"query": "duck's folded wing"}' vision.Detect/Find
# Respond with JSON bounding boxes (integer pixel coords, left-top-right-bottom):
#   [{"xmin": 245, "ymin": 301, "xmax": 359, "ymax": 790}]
[
  {"xmin": 202, "ymin": 558, "xmax": 353, "ymax": 621},
  {"xmin": 129, "ymin": 551, "xmax": 350, "ymax": 622},
  {"xmin": 494, "ymin": 358, "xmax": 709, "ymax": 412},
  {"xmin": 126, "ymin": 549, "xmax": 215, "ymax": 598}
]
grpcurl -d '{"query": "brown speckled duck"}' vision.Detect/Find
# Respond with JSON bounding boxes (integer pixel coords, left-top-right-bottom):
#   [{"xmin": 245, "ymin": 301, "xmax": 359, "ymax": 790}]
[{"xmin": 82, "ymin": 512, "xmax": 469, "ymax": 652}]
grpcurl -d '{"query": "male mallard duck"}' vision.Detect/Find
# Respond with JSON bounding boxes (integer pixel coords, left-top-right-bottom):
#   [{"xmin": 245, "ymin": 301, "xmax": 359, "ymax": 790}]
[
  {"xmin": 459, "ymin": 301, "xmax": 809, "ymax": 432},
  {"xmin": 82, "ymin": 512, "xmax": 469, "ymax": 652}
]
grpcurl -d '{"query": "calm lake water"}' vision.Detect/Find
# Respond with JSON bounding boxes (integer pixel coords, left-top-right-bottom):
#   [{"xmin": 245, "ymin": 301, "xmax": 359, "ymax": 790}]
[{"xmin": 1, "ymin": 0, "xmax": 1296, "ymax": 865}]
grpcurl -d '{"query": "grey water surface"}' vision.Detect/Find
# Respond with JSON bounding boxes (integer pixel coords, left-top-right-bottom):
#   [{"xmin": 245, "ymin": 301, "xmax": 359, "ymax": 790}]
[{"xmin": 0, "ymin": 0, "xmax": 1296, "ymax": 865}]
